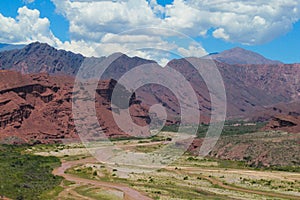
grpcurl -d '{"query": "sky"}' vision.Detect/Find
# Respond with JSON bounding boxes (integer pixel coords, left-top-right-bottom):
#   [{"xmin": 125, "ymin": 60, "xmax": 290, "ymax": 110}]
[{"xmin": 0, "ymin": 0, "xmax": 299, "ymax": 64}]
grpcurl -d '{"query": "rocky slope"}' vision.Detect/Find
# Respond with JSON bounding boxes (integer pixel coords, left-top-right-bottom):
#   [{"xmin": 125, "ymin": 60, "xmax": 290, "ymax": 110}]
[
  {"xmin": 204, "ymin": 47, "xmax": 282, "ymax": 65},
  {"xmin": 0, "ymin": 42, "xmax": 299, "ymax": 144},
  {"xmin": 187, "ymin": 132, "xmax": 300, "ymax": 167},
  {"xmin": 166, "ymin": 58, "xmax": 300, "ymax": 119},
  {"xmin": 264, "ymin": 114, "xmax": 300, "ymax": 133},
  {"xmin": 0, "ymin": 42, "xmax": 85, "ymax": 75},
  {"xmin": 0, "ymin": 70, "xmax": 150, "ymax": 144},
  {"xmin": 86, "ymin": 54, "xmax": 300, "ymax": 124}
]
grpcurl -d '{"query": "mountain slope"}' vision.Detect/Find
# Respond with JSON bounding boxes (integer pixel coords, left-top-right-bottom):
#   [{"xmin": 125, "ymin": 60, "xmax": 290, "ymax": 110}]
[
  {"xmin": 205, "ymin": 47, "xmax": 282, "ymax": 65},
  {"xmin": 0, "ymin": 70, "xmax": 150, "ymax": 144},
  {"xmin": 91, "ymin": 54, "xmax": 300, "ymax": 123},
  {"xmin": 0, "ymin": 42, "xmax": 299, "ymax": 134},
  {"xmin": 0, "ymin": 42, "xmax": 86, "ymax": 75},
  {"xmin": 167, "ymin": 58, "xmax": 299, "ymax": 119}
]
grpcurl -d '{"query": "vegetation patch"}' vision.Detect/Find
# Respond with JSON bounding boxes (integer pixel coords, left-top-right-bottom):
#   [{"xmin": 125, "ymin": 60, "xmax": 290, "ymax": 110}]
[
  {"xmin": 0, "ymin": 145, "xmax": 63, "ymax": 200},
  {"xmin": 161, "ymin": 121, "xmax": 267, "ymax": 138},
  {"xmin": 74, "ymin": 185, "xmax": 123, "ymax": 200}
]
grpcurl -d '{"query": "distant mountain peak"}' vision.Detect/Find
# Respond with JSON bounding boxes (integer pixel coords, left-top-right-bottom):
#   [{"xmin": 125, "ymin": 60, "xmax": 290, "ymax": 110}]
[
  {"xmin": 231, "ymin": 46, "xmax": 245, "ymax": 50},
  {"xmin": 225, "ymin": 47, "xmax": 258, "ymax": 55},
  {"xmin": 23, "ymin": 41, "xmax": 53, "ymax": 53},
  {"xmin": 204, "ymin": 47, "xmax": 282, "ymax": 65},
  {"xmin": 0, "ymin": 42, "xmax": 85, "ymax": 75},
  {"xmin": 109, "ymin": 52, "xmax": 126, "ymax": 57}
]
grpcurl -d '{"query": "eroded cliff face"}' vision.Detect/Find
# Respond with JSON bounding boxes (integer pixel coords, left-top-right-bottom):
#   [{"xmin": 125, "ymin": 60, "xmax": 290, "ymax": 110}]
[
  {"xmin": 1, "ymin": 43, "xmax": 300, "ymax": 125},
  {"xmin": 0, "ymin": 92, "xmax": 33, "ymax": 129},
  {"xmin": 0, "ymin": 70, "xmax": 150, "ymax": 144},
  {"xmin": 264, "ymin": 114, "xmax": 300, "ymax": 133}
]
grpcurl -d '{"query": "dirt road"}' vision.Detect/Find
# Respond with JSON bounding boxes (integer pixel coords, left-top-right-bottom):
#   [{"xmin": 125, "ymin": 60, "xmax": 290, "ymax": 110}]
[
  {"xmin": 51, "ymin": 141, "xmax": 300, "ymax": 200},
  {"xmin": 53, "ymin": 157, "xmax": 152, "ymax": 200}
]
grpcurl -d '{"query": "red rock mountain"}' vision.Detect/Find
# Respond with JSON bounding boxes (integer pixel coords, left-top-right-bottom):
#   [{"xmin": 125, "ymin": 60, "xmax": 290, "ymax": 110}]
[
  {"xmin": 79, "ymin": 53, "xmax": 300, "ymax": 124},
  {"xmin": 204, "ymin": 47, "xmax": 282, "ymax": 65},
  {"xmin": 0, "ymin": 70, "xmax": 150, "ymax": 144},
  {"xmin": 0, "ymin": 42, "xmax": 86, "ymax": 75},
  {"xmin": 0, "ymin": 42, "xmax": 299, "ymax": 143}
]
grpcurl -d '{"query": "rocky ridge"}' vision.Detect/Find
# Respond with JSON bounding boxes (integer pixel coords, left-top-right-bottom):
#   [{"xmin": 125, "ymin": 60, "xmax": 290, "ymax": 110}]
[{"xmin": 0, "ymin": 70, "xmax": 150, "ymax": 144}]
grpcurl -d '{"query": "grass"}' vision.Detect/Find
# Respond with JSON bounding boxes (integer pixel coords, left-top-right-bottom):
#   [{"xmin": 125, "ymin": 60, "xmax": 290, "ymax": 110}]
[
  {"xmin": 216, "ymin": 159, "xmax": 248, "ymax": 169},
  {"xmin": 63, "ymin": 138, "xmax": 300, "ymax": 200},
  {"xmin": 4, "ymin": 129, "xmax": 297, "ymax": 199},
  {"xmin": 0, "ymin": 145, "xmax": 63, "ymax": 200},
  {"xmin": 174, "ymin": 154, "xmax": 300, "ymax": 175},
  {"xmin": 268, "ymin": 165, "xmax": 300, "ymax": 173},
  {"xmin": 74, "ymin": 185, "xmax": 123, "ymax": 200},
  {"xmin": 161, "ymin": 121, "xmax": 267, "ymax": 138},
  {"xmin": 108, "ymin": 134, "xmax": 166, "ymax": 142},
  {"xmin": 67, "ymin": 163, "xmax": 232, "ymax": 200},
  {"xmin": 67, "ymin": 165, "xmax": 96, "ymax": 180},
  {"xmin": 134, "ymin": 144, "xmax": 163, "ymax": 153},
  {"xmin": 39, "ymin": 185, "xmax": 64, "ymax": 200}
]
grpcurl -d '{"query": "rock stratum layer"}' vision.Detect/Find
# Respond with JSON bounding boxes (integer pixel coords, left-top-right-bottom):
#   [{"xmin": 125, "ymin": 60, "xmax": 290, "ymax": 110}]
[
  {"xmin": 0, "ymin": 42, "xmax": 300, "ymax": 144},
  {"xmin": 0, "ymin": 70, "xmax": 150, "ymax": 144}
]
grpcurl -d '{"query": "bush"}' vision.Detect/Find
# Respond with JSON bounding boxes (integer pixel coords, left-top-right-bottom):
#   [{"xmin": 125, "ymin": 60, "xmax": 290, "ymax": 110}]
[{"xmin": 0, "ymin": 145, "xmax": 62, "ymax": 200}]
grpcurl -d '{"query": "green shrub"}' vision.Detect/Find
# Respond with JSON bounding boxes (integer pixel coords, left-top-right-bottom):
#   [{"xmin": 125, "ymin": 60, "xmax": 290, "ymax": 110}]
[{"xmin": 0, "ymin": 145, "xmax": 62, "ymax": 200}]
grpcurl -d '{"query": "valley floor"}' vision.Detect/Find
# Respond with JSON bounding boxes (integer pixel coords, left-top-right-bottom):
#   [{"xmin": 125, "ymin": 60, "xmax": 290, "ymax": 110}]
[{"xmin": 29, "ymin": 132, "xmax": 300, "ymax": 200}]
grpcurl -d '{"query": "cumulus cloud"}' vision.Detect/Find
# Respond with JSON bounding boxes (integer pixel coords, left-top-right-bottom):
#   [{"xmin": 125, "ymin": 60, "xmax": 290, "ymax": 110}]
[
  {"xmin": 101, "ymin": 34, "xmax": 162, "ymax": 44},
  {"xmin": 178, "ymin": 43, "xmax": 208, "ymax": 57},
  {"xmin": 51, "ymin": 0, "xmax": 161, "ymax": 41},
  {"xmin": 213, "ymin": 28, "xmax": 230, "ymax": 41},
  {"xmin": 1, "ymin": 0, "xmax": 300, "ymax": 63},
  {"xmin": 175, "ymin": 0, "xmax": 300, "ymax": 44},
  {"xmin": 48, "ymin": 0, "xmax": 209, "ymax": 62},
  {"xmin": 50, "ymin": 0, "xmax": 300, "ymax": 55},
  {"xmin": 0, "ymin": 6, "xmax": 61, "ymax": 46},
  {"xmin": 59, "ymin": 32, "xmax": 178, "ymax": 66}
]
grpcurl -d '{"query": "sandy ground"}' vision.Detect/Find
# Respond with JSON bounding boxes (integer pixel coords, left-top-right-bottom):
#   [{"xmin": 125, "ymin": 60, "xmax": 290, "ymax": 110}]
[
  {"xmin": 164, "ymin": 166, "xmax": 300, "ymax": 199},
  {"xmin": 52, "ymin": 157, "xmax": 153, "ymax": 200},
  {"xmin": 43, "ymin": 136, "xmax": 300, "ymax": 200}
]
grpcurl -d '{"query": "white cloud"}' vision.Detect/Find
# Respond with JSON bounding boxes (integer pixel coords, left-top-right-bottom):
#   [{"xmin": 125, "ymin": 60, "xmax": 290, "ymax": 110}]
[
  {"xmin": 23, "ymin": 0, "xmax": 35, "ymax": 4},
  {"xmin": 0, "ymin": 6, "xmax": 61, "ymax": 46},
  {"xmin": 59, "ymin": 33, "xmax": 177, "ymax": 66},
  {"xmin": 213, "ymin": 28, "xmax": 230, "ymax": 41},
  {"xmin": 51, "ymin": 0, "xmax": 161, "ymax": 42},
  {"xmin": 178, "ymin": 43, "xmax": 208, "ymax": 57},
  {"xmin": 101, "ymin": 34, "xmax": 162, "ymax": 44},
  {"xmin": 48, "ymin": 0, "xmax": 209, "ymax": 62},
  {"xmin": 1, "ymin": 0, "xmax": 300, "ymax": 63},
  {"xmin": 50, "ymin": 0, "xmax": 300, "ymax": 49},
  {"xmin": 159, "ymin": 58, "xmax": 170, "ymax": 67},
  {"xmin": 173, "ymin": 0, "xmax": 300, "ymax": 44}
]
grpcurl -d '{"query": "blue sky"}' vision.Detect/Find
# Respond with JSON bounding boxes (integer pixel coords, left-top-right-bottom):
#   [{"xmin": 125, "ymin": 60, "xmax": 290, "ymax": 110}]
[{"xmin": 0, "ymin": 0, "xmax": 299, "ymax": 64}]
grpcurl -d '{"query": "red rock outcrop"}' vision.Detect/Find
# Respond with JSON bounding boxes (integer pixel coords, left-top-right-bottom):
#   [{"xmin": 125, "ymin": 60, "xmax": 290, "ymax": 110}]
[
  {"xmin": 0, "ymin": 70, "xmax": 150, "ymax": 144},
  {"xmin": 264, "ymin": 114, "xmax": 300, "ymax": 133},
  {"xmin": 1, "ymin": 42, "xmax": 300, "ymax": 130}
]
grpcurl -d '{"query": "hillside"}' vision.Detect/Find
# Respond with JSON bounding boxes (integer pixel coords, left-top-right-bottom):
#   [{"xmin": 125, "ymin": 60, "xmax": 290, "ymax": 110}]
[
  {"xmin": 0, "ymin": 42, "xmax": 85, "ymax": 75},
  {"xmin": 0, "ymin": 42, "xmax": 299, "ymax": 143},
  {"xmin": 0, "ymin": 70, "xmax": 150, "ymax": 144},
  {"xmin": 204, "ymin": 47, "xmax": 282, "ymax": 65}
]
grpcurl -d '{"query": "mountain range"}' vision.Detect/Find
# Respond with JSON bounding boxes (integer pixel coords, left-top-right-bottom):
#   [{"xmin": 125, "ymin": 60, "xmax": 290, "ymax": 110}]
[{"xmin": 0, "ymin": 42, "xmax": 299, "ymax": 143}]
